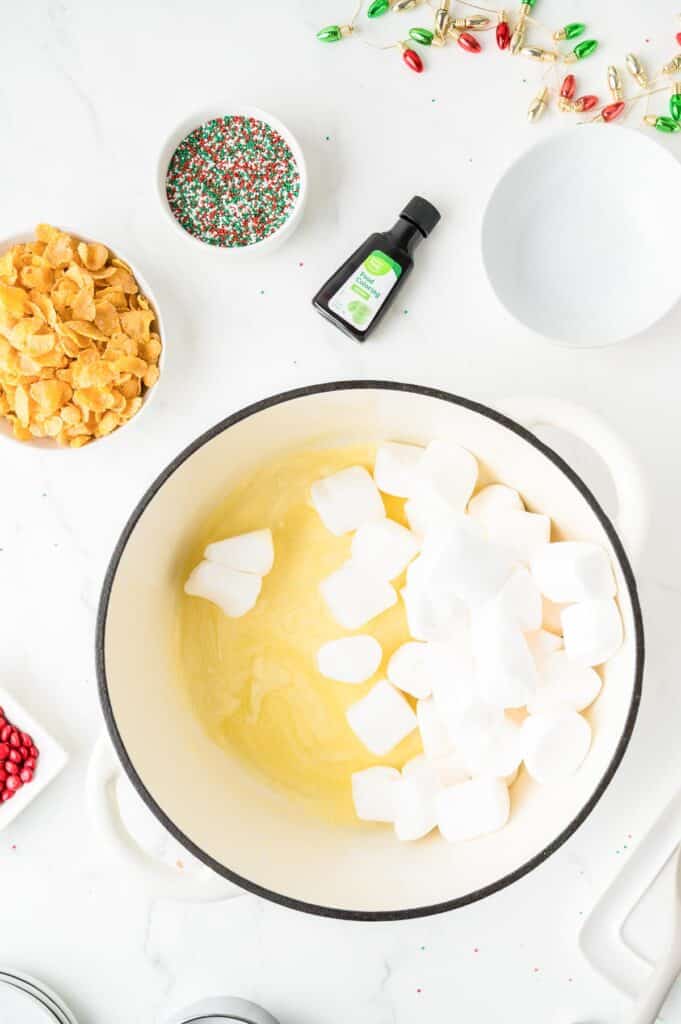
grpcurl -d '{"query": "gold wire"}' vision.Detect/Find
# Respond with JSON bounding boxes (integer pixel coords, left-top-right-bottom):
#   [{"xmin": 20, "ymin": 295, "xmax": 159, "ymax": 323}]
[{"xmin": 349, "ymin": 0, "xmax": 363, "ymax": 26}]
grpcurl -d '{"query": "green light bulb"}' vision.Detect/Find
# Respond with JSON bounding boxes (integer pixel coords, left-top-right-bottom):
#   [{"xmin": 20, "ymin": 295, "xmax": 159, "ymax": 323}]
[
  {"xmin": 368, "ymin": 0, "xmax": 391, "ymax": 16},
  {"xmin": 573, "ymin": 39, "xmax": 598, "ymax": 60},
  {"xmin": 317, "ymin": 24, "xmax": 343, "ymax": 42},
  {"xmin": 656, "ymin": 115, "xmax": 681, "ymax": 133},
  {"xmin": 563, "ymin": 22, "xmax": 585, "ymax": 40},
  {"xmin": 409, "ymin": 27, "xmax": 434, "ymax": 45},
  {"xmin": 670, "ymin": 93, "xmax": 681, "ymax": 121}
]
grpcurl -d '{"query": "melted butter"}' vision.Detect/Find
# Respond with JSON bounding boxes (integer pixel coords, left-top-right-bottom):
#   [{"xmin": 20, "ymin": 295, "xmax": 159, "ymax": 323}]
[{"xmin": 179, "ymin": 445, "xmax": 421, "ymax": 824}]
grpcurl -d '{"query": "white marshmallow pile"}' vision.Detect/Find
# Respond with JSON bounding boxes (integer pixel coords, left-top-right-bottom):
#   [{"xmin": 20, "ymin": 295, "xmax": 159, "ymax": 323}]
[
  {"xmin": 184, "ymin": 529, "xmax": 274, "ymax": 618},
  {"xmin": 311, "ymin": 441, "xmax": 625, "ymax": 845}
]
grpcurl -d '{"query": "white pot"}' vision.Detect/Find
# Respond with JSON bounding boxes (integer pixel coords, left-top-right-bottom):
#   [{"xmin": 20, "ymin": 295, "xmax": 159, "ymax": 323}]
[{"xmin": 93, "ymin": 383, "xmax": 646, "ymax": 919}]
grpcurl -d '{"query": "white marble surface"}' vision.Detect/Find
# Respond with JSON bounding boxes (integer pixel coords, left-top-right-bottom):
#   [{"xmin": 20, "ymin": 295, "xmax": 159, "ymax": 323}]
[{"xmin": 1, "ymin": 1, "xmax": 681, "ymax": 1021}]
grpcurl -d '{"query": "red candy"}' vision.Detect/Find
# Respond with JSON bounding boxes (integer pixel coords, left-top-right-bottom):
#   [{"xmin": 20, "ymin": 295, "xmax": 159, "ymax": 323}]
[
  {"xmin": 0, "ymin": 708, "xmax": 39, "ymax": 806},
  {"xmin": 576, "ymin": 95, "xmax": 599, "ymax": 112},
  {"xmin": 676, "ymin": 31, "xmax": 681, "ymax": 45},
  {"xmin": 496, "ymin": 20, "xmax": 510, "ymax": 49}
]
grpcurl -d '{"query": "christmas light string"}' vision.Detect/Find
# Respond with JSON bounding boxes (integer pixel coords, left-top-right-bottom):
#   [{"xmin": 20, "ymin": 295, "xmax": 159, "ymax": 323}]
[{"xmin": 315, "ymin": 1, "xmax": 681, "ymax": 133}]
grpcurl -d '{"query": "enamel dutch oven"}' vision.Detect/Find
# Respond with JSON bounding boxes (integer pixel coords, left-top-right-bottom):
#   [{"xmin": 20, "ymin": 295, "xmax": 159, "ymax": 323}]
[{"xmin": 92, "ymin": 383, "xmax": 646, "ymax": 920}]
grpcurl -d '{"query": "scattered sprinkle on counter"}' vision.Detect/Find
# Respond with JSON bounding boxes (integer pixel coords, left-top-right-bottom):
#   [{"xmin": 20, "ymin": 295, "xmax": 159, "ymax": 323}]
[{"xmin": 166, "ymin": 116, "xmax": 300, "ymax": 248}]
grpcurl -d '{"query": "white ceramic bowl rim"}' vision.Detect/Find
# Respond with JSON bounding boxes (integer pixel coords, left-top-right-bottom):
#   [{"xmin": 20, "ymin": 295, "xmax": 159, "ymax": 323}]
[
  {"xmin": 157, "ymin": 107, "xmax": 308, "ymax": 256},
  {"xmin": 96, "ymin": 380, "xmax": 644, "ymax": 922}
]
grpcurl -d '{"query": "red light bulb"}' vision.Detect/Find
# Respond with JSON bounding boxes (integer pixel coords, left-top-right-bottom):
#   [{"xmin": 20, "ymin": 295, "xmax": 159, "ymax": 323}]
[
  {"xmin": 458, "ymin": 31, "xmax": 481, "ymax": 53},
  {"xmin": 402, "ymin": 46, "xmax": 424, "ymax": 71},
  {"xmin": 560, "ymin": 74, "xmax": 576, "ymax": 100},
  {"xmin": 602, "ymin": 101, "xmax": 625, "ymax": 122},
  {"xmin": 575, "ymin": 94, "xmax": 598, "ymax": 112}
]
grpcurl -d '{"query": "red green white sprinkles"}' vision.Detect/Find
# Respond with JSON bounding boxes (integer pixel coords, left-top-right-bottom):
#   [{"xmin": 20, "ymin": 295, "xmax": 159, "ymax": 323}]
[{"xmin": 165, "ymin": 116, "xmax": 300, "ymax": 248}]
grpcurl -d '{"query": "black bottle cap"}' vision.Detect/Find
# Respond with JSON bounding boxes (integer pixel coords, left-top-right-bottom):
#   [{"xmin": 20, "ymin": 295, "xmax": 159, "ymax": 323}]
[{"xmin": 400, "ymin": 195, "xmax": 441, "ymax": 237}]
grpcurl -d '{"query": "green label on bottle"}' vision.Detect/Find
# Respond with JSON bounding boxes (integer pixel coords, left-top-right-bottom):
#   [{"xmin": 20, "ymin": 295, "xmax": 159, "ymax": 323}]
[{"xmin": 328, "ymin": 250, "xmax": 401, "ymax": 329}]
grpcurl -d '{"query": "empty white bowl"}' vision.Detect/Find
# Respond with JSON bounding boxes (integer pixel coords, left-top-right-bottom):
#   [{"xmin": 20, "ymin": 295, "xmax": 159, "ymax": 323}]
[
  {"xmin": 482, "ymin": 127, "xmax": 681, "ymax": 347},
  {"xmin": 157, "ymin": 107, "xmax": 307, "ymax": 258},
  {"xmin": 0, "ymin": 228, "xmax": 165, "ymax": 451}
]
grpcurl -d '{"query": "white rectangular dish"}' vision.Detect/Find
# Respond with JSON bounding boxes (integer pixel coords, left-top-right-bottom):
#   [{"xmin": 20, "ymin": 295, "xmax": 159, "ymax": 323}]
[{"xmin": 0, "ymin": 687, "xmax": 68, "ymax": 831}]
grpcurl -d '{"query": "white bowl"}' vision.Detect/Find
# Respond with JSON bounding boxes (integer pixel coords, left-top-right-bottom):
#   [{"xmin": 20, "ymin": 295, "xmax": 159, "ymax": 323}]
[
  {"xmin": 0, "ymin": 228, "xmax": 165, "ymax": 451},
  {"xmin": 481, "ymin": 127, "xmax": 681, "ymax": 347},
  {"xmin": 156, "ymin": 107, "xmax": 307, "ymax": 259},
  {"xmin": 96, "ymin": 383, "xmax": 645, "ymax": 920}
]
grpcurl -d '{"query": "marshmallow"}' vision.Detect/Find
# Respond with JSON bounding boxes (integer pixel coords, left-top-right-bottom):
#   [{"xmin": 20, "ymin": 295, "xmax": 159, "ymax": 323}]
[
  {"xmin": 429, "ymin": 634, "xmax": 478, "ymax": 727},
  {"xmin": 542, "ymin": 596, "xmax": 565, "ymax": 634},
  {"xmin": 531, "ymin": 541, "xmax": 616, "ymax": 603},
  {"xmin": 352, "ymin": 766, "xmax": 401, "ymax": 823},
  {"xmin": 351, "ymin": 518, "xmax": 420, "ymax": 581},
  {"xmin": 416, "ymin": 440, "xmax": 478, "ymax": 513},
  {"xmin": 184, "ymin": 560, "xmax": 261, "ymax": 618},
  {"xmin": 445, "ymin": 701, "xmax": 504, "ymax": 753},
  {"xmin": 320, "ymin": 563, "xmax": 397, "ymax": 630},
  {"xmin": 433, "ymin": 747, "xmax": 469, "ymax": 786},
  {"xmin": 460, "ymin": 714, "xmax": 523, "ymax": 780},
  {"xmin": 427, "ymin": 519, "xmax": 514, "ymax": 609},
  {"xmin": 346, "ymin": 680, "xmax": 417, "ymax": 756},
  {"xmin": 317, "ymin": 635, "xmax": 382, "ymax": 684},
  {"xmin": 204, "ymin": 528, "xmax": 274, "ymax": 576},
  {"xmin": 561, "ymin": 599, "xmax": 623, "ymax": 667},
  {"xmin": 394, "ymin": 755, "xmax": 440, "ymax": 841},
  {"xmin": 472, "ymin": 607, "xmax": 539, "ymax": 708},
  {"xmin": 492, "ymin": 567, "xmax": 542, "ymax": 633},
  {"xmin": 436, "ymin": 777, "xmax": 510, "ymax": 843},
  {"xmin": 468, "ymin": 484, "xmax": 524, "ymax": 522},
  {"xmin": 522, "ymin": 709, "xmax": 592, "ymax": 784},
  {"xmin": 401, "ymin": 556, "xmax": 469, "ymax": 642},
  {"xmin": 417, "ymin": 696, "xmax": 452, "ymax": 759},
  {"xmin": 404, "ymin": 491, "xmax": 453, "ymax": 538},
  {"xmin": 528, "ymin": 651, "xmax": 602, "ymax": 714},
  {"xmin": 526, "ymin": 628, "xmax": 563, "ymax": 669},
  {"xmin": 311, "ymin": 466, "xmax": 385, "ymax": 536},
  {"xmin": 387, "ymin": 641, "xmax": 441, "ymax": 698},
  {"xmin": 485, "ymin": 510, "xmax": 551, "ymax": 565},
  {"xmin": 374, "ymin": 441, "xmax": 424, "ymax": 498}
]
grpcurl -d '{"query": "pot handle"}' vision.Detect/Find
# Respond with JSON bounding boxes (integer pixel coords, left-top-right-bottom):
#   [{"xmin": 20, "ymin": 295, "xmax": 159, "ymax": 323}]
[
  {"xmin": 496, "ymin": 397, "xmax": 649, "ymax": 565},
  {"xmin": 86, "ymin": 734, "xmax": 244, "ymax": 903}
]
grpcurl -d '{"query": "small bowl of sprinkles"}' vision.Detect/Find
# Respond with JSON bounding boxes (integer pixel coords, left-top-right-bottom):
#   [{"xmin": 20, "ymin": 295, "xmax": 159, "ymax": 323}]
[{"xmin": 158, "ymin": 108, "xmax": 307, "ymax": 256}]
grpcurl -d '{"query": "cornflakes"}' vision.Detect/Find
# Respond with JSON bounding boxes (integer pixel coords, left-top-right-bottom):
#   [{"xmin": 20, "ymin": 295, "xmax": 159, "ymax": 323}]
[{"xmin": 0, "ymin": 225, "xmax": 161, "ymax": 447}]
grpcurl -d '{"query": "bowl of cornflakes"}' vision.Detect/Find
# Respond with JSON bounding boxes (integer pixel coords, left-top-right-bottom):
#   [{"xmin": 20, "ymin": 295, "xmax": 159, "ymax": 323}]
[{"xmin": 0, "ymin": 224, "xmax": 164, "ymax": 449}]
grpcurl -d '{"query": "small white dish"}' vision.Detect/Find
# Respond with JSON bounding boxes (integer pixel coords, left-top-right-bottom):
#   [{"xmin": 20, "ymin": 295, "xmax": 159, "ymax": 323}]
[
  {"xmin": 0, "ymin": 227, "xmax": 165, "ymax": 451},
  {"xmin": 0, "ymin": 982, "xmax": 56, "ymax": 1022},
  {"xmin": 0, "ymin": 970, "xmax": 78, "ymax": 1024},
  {"xmin": 0, "ymin": 687, "xmax": 68, "ymax": 831},
  {"xmin": 156, "ymin": 107, "xmax": 307, "ymax": 258},
  {"xmin": 481, "ymin": 127, "xmax": 681, "ymax": 347}
]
